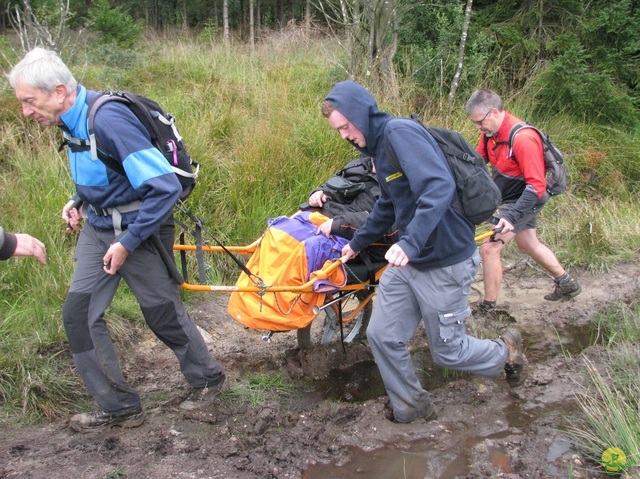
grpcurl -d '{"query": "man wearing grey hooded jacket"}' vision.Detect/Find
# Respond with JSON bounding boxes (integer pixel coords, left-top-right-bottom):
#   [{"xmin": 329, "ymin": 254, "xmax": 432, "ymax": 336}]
[{"xmin": 322, "ymin": 80, "xmax": 526, "ymax": 424}]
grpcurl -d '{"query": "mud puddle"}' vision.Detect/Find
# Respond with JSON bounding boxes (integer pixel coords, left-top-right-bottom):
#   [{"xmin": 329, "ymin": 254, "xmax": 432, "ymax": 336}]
[{"xmin": 302, "ymin": 320, "xmax": 605, "ymax": 479}]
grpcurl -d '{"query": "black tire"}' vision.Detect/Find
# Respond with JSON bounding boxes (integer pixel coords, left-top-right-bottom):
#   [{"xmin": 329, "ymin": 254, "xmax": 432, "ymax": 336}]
[{"xmin": 320, "ymin": 292, "xmax": 373, "ymax": 345}]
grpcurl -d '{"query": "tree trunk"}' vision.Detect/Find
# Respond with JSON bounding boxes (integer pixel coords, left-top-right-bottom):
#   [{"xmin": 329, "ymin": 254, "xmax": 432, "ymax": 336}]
[
  {"xmin": 153, "ymin": 0, "xmax": 158, "ymax": 29},
  {"xmin": 257, "ymin": 0, "xmax": 261, "ymax": 37},
  {"xmin": 277, "ymin": 0, "xmax": 284, "ymax": 27},
  {"xmin": 182, "ymin": 0, "xmax": 188, "ymax": 30},
  {"xmin": 448, "ymin": 0, "xmax": 473, "ymax": 106},
  {"xmin": 339, "ymin": 0, "xmax": 348, "ymax": 23},
  {"xmin": 250, "ymin": 0, "xmax": 255, "ymax": 49},
  {"xmin": 240, "ymin": 0, "xmax": 245, "ymax": 40},
  {"xmin": 362, "ymin": 0, "xmax": 399, "ymax": 97},
  {"xmin": 223, "ymin": 0, "xmax": 230, "ymax": 47}
]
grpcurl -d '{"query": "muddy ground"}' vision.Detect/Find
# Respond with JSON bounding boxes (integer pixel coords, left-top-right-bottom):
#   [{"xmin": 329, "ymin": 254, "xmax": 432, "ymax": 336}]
[{"xmin": 2, "ymin": 259, "xmax": 640, "ymax": 479}]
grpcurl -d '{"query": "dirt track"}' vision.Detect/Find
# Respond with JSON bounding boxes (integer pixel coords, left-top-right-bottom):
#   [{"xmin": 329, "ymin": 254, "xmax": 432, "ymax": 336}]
[{"xmin": 2, "ymin": 260, "xmax": 640, "ymax": 479}]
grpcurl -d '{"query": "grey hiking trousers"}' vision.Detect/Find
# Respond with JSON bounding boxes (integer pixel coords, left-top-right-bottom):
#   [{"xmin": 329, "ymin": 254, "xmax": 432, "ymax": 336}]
[
  {"xmin": 62, "ymin": 221, "xmax": 224, "ymax": 414},
  {"xmin": 366, "ymin": 250, "xmax": 507, "ymax": 419}
]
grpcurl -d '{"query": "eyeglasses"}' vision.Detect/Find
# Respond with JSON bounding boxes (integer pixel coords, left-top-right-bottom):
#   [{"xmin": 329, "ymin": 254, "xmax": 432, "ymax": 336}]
[{"xmin": 471, "ymin": 109, "xmax": 493, "ymax": 125}]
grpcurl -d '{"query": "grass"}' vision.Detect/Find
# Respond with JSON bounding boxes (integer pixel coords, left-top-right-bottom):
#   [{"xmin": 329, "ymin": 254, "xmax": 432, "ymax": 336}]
[
  {"xmin": 223, "ymin": 372, "xmax": 296, "ymax": 408},
  {"xmin": 0, "ymin": 30, "xmax": 639, "ymax": 424},
  {"xmin": 104, "ymin": 468, "xmax": 127, "ymax": 479},
  {"xmin": 564, "ymin": 302, "xmax": 640, "ymax": 475},
  {"xmin": 568, "ymin": 356, "xmax": 640, "ymax": 476}
]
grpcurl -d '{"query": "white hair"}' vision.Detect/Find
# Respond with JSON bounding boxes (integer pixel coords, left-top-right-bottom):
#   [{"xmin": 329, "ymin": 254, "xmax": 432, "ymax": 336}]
[{"xmin": 6, "ymin": 47, "xmax": 77, "ymax": 93}]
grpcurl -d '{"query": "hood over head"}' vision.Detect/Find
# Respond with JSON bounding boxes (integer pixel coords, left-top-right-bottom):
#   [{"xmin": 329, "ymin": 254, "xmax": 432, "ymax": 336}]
[{"xmin": 324, "ymin": 80, "xmax": 392, "ymax": 155}]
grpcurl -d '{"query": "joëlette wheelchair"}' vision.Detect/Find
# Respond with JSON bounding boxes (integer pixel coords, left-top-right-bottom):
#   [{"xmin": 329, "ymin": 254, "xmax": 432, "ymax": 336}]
[{"xmin": 168, "ymin": 204, "xmax": 498, "ymax": 350}]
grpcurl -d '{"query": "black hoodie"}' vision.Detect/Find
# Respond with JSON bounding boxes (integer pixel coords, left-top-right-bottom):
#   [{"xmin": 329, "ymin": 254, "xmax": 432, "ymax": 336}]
[
  {"xmin": 0, "ymin": 227, "xmax": 17, "ymax": 260},
  {"xmin": 324, "ymin": 80, "xmax": 476, "ymax": 269}
]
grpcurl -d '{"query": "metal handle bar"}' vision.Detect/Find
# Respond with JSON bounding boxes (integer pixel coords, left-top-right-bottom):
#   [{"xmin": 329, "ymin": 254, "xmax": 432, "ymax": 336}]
[{"xmin": 175, "ymin": 227, "xmax": 501, "ymax": 292}]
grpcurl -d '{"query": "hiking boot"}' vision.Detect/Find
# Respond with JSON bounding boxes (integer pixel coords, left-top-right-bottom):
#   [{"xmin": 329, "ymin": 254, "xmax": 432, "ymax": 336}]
[
  {"xmin": 69, "ymin": 406, "xmax": 144, "ymax": 432},
  {"xmin": 180, "ymin": 375, "xmax": 227, "ymax": 411},
  {"xmin": 544, "ymin": 276, "xmax": 581, "ymax": 301},
  {"xmin": 474, "ymin": 300, "xmax": 514, "ymax": 322},
  {"xmin": 391, "ymin": 400, "xmax": 437, "ymax": 424},
  {"xmin": 501, "ymin": 329, "xmax": 526, "ymax": 387},
  {"xmin": 477, "ymin": 300, "xmax": 497, "ymax": 312}
]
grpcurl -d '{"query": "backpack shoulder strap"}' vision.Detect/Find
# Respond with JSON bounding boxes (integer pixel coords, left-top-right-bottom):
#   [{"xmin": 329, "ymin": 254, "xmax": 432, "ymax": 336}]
[
  {"xmin": 384, "ymin": 115, "xmax": 426, "ymax": 173},
  {"xmin": 86, "ymin": 91, "xmax": 134, "ymax": 175},
  {"xmin": 507, "ymin": 121, "xmax": 542, "ymax": 159}
]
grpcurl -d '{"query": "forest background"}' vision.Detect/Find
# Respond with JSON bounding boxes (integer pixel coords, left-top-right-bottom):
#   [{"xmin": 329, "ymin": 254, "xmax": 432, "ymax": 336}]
[{"xmin": 0, "ymin": 0, "xmax": 638, "ymax": 466}]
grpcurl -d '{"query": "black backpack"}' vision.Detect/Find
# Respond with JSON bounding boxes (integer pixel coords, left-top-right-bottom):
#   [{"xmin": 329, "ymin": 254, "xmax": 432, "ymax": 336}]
[
  {"xmin": 507, "ymin": 122, "xmax": 566, "ymax": 198},
  {"xmin": 321, "ymin": 159, "xmax": 377, "ymax": 204},
  {"xmin": 385, "ymin": 115, "xmax": 501, "ymax": 225},
  {"xmin": 61, "ymin": 90, "xmax": 198, "ymax": 200}
]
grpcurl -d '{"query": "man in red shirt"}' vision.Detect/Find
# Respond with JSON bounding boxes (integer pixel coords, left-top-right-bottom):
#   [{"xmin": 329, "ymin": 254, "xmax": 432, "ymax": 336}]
[{"xmin": 465, "ymin": 89, "xmax": 581, "ymax": 309}]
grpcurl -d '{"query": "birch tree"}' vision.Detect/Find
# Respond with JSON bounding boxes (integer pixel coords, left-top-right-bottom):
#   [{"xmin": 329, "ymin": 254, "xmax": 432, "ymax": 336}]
[
  {"xmin": 223, "ymin": 0, "xmax": 230, "ymax": 47},
  {"xmin": 448, "ymin": 0, "xmax": 473, "ymax": 105},
  {"xmin": 182, "ymin": 0, "xmax": 188, "ymax": 30},
  {"xmin": 250, "ymin": 0, "xmax": 255, "ymax": 49}
]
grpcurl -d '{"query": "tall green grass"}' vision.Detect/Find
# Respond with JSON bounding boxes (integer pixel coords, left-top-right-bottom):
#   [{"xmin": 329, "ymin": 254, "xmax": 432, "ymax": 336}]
[
  {"xmin": 566, "ymin": 303, "xmax": 640, "ymax": 475},
  {"xmin": 0, "ymin": 32, "xmax": 639, "ymax": 419}
]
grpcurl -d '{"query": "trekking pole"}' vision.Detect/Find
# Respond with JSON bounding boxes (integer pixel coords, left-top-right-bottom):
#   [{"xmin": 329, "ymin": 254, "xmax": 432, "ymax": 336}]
[{"xmin": 474, "ymin": 226, "xmax": 503, "ymax": 243}]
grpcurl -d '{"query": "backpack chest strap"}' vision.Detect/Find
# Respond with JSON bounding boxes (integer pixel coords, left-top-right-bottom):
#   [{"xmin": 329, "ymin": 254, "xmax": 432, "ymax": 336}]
[{"xmin": 60, "ymin": 131, "xmax": 99, "ymax": 160}]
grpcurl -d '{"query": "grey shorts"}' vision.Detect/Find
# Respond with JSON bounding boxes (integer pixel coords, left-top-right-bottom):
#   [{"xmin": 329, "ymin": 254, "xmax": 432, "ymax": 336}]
[{"xmin": 499, "ymin": 202, "xmax": 540, "ymax": 233}]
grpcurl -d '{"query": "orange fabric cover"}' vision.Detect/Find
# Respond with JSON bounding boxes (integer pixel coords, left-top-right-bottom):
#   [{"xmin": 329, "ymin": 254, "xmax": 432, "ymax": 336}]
[{"xmin": 227, "ymin": 213, "xmax": 347, "ymax": 331}]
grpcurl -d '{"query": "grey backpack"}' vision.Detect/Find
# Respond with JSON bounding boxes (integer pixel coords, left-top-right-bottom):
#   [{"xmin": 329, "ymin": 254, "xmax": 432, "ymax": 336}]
[{"xmin": 508, "ymin": 122, "xmax": 567, "ymax": 198}]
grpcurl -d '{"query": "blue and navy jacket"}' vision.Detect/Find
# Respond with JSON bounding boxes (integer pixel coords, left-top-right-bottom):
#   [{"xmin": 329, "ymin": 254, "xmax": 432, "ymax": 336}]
[
  {"xmin": 324, "ymin": 80, "xmax": 476, "ymax": 269},
  {"xmin": 60, "ymin": 86, "xmax": 181, "ymax": 252}
]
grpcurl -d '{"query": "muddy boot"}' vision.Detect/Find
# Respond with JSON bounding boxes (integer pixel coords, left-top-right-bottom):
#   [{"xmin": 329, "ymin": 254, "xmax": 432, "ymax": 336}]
[
  {"xmin": 476, "ymin": 300, "xmax": 497, "ymax": 312},
  {"xmin": 390, "ymin": 398, "xmax": 437, "ymax": 424},
  {"xmin": 501, "ymin": 329, "xmax": 526, "ymax": 387},
  {"xmin": 180, "ymin": 375, "xmax": 227, "ymax": 411},
  {"xmin": 544, "ymin": 275, "xmax": 581, "ymax": 301},
  {"xmin": 69, "ymin": 406, "xmax": 144, "ymax": 432}
]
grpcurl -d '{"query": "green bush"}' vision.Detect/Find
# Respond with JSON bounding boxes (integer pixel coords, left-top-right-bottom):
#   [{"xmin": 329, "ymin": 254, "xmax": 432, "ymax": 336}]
[
  {"xmin": 534, "ymin": 33, "xmax": 639, "ymax": 129},
  {"xmin": 196, "ymin": 20, "xmax": 220, "ymax": 44},
  {"xmin": 88, "ymin": 0, "xmax": 143, "ymax": 49}
]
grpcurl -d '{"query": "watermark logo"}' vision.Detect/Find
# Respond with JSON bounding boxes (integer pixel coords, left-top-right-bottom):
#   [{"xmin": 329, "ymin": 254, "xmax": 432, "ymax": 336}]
[{"xmin": 601, "ymin": 447, "xmax": 627, "ymax": 474}]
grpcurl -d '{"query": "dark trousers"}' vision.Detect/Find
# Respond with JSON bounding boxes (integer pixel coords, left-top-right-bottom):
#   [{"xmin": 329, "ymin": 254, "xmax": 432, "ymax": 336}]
[{"xmin": 62, "ymin": 222, "xmax": 224, "ymax": 413}]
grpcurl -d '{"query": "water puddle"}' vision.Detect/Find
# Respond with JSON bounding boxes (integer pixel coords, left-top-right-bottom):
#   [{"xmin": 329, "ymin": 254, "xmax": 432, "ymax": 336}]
[
  {"xmin": 302, "ymin": 441, "xmax": 459, "ymax": 479},
  {"xmin": 522, "ymin": 322, "xmax": 601, "ymax": 363},
  {"xmin": 312, "ymin": 348, "xmax": 459, "ymax": 403},
  {"xmin": 312, "ymin": 359, "xmax": 385, "ymax": 402},
  {"xmin": 303, "ymin": 401, "xmax": 582, "ymax": 479},
  {"xmin": 304, "ymin": 320, "xmax": 602, "ymax": 478}
]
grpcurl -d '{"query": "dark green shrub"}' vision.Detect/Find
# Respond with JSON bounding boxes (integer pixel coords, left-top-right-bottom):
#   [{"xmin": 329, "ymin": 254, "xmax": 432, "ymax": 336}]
[
  {"xmin": 88, "ymin": 0, "xmax": 143, "ymax": 49},
  {"xmin": 533, "ymin": 33, "xmax": 639, "ymax": 129}
]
